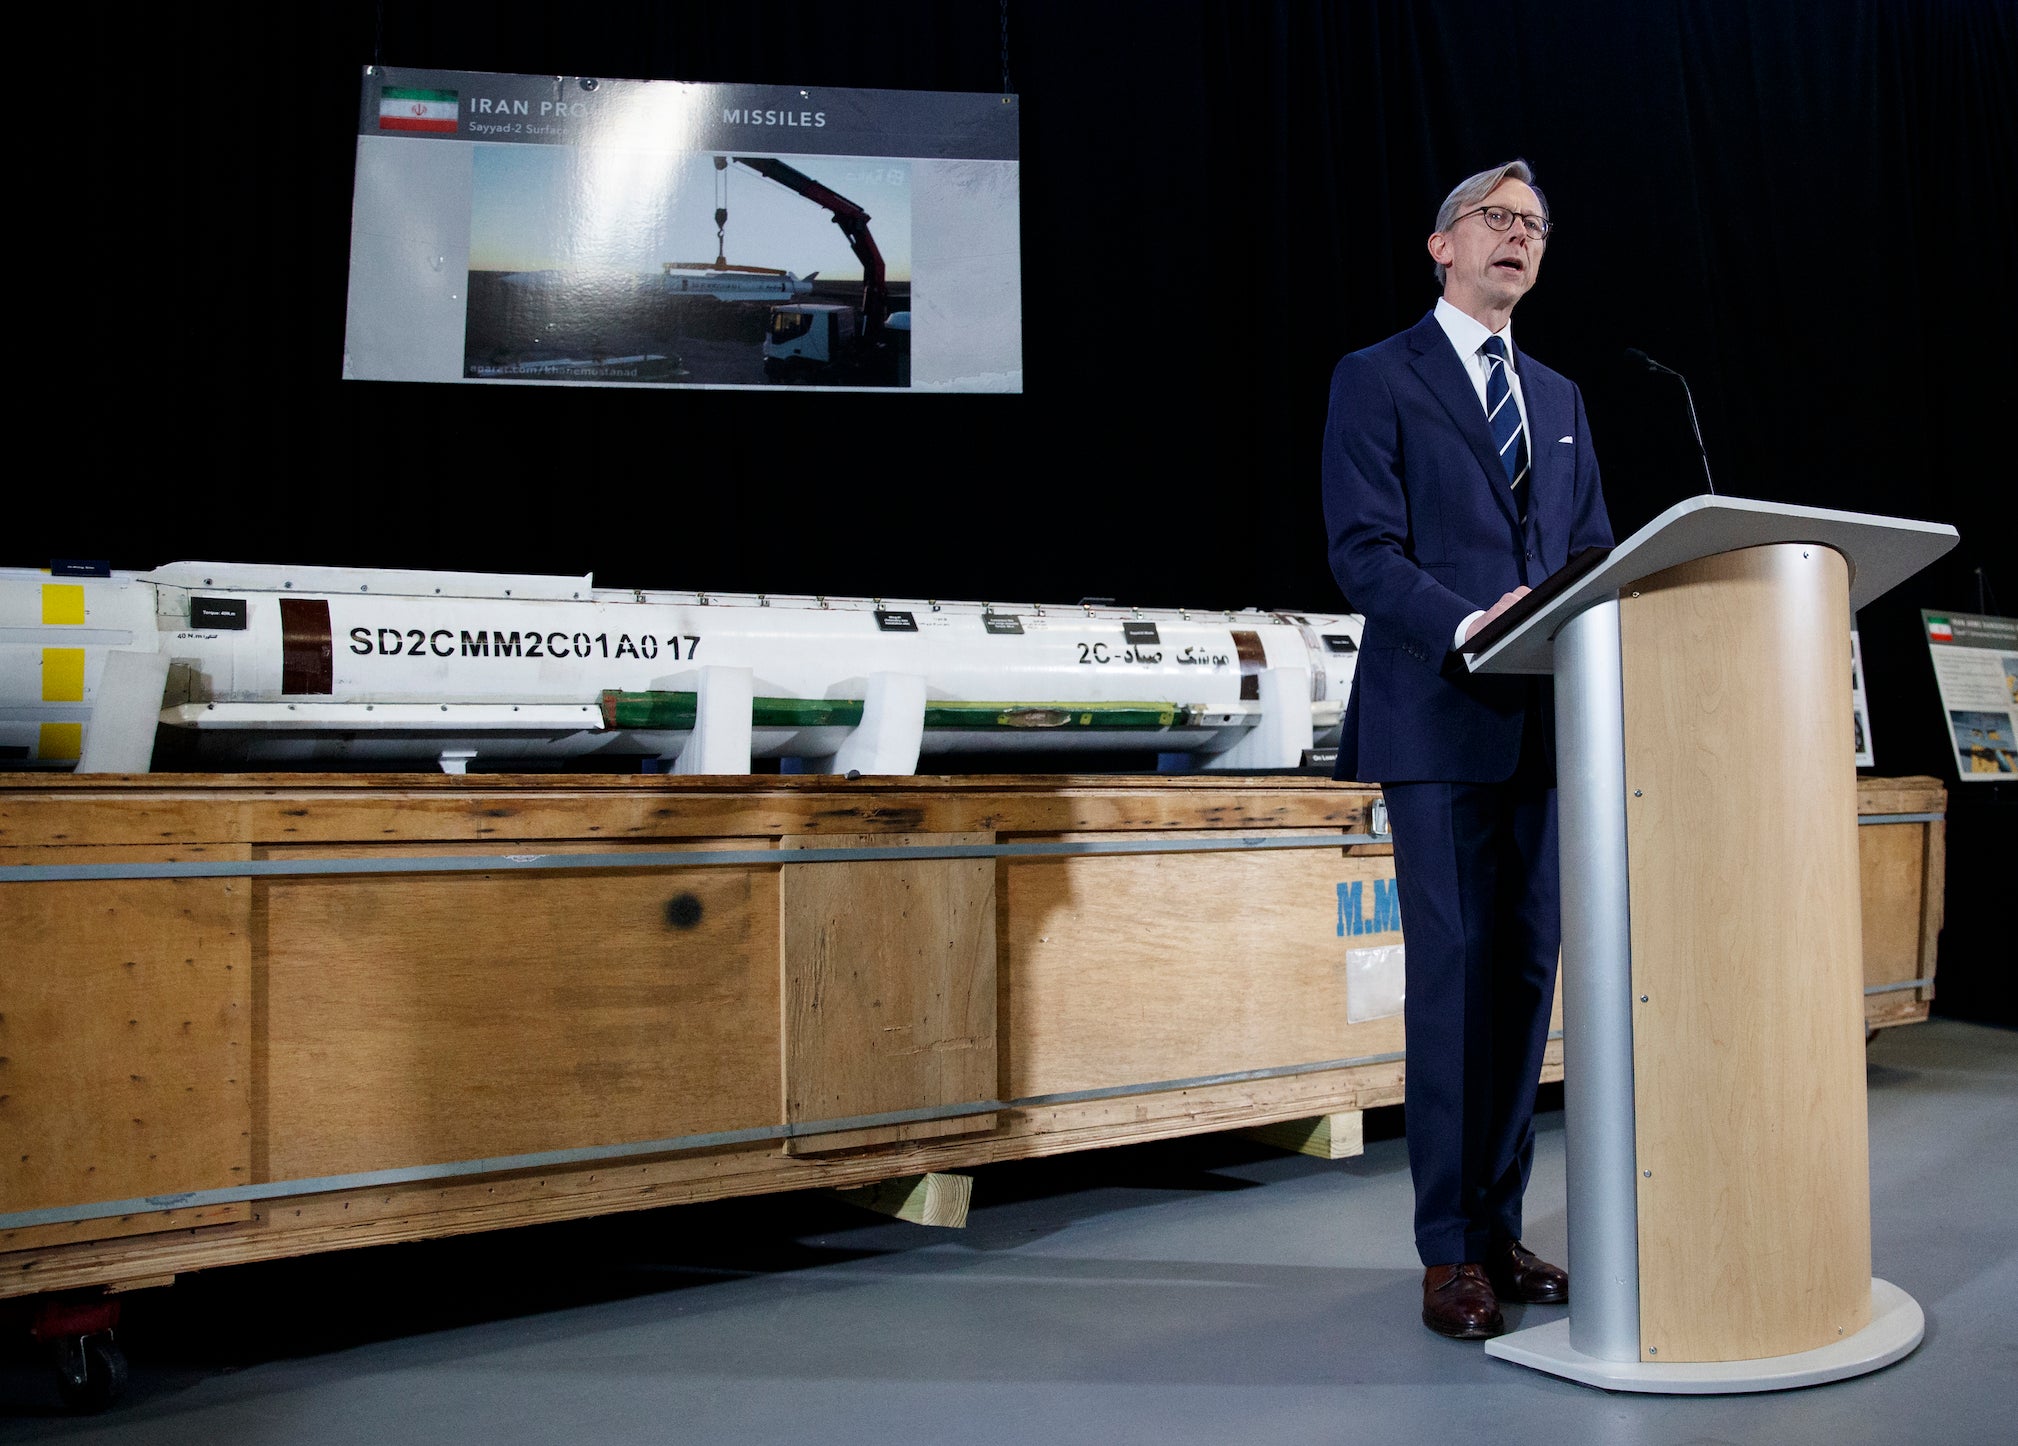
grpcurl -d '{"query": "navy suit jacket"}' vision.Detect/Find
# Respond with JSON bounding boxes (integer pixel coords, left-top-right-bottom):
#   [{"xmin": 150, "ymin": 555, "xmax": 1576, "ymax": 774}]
[{"xmin": 1323, "ymin": 310, "xmax": 1613, "ymax": 784}]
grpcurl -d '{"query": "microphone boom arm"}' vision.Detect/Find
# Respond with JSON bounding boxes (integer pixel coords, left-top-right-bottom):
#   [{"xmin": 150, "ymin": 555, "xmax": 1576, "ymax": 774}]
[{"xmin": 1627, "ymin": 348, "xmax": 1717, "ymax": 496}]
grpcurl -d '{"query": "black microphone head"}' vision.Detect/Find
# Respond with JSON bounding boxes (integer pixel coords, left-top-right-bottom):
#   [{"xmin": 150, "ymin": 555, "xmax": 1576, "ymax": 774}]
[{"xmin": 1623, "ymin": 347, "xmax": 1657, "ymax": 370}]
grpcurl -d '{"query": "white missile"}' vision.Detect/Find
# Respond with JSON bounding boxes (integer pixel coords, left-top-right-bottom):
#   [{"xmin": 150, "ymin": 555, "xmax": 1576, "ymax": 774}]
[
  {"xmin": 0, "ymin": 562, "xmax": 1363, "ymax": 775},
  {"xmin": 661, "ymin": 263, "xmax": 817, "ymax": 302}
]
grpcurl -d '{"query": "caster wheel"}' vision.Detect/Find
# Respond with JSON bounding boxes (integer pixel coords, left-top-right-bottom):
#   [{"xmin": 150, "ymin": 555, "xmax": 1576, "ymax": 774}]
[{"xmin": 52, "ymin": 1329, "xmax": 127, "ymax": 1412}]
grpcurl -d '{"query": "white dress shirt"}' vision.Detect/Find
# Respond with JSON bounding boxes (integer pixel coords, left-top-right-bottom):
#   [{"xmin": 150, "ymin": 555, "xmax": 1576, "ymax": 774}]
[
  {"xmin": 1433, "ymin": 296, "xmax": 1530, "ymax": 436},
  {"xmin": 1433, "ymin": 297, "xmax": 1530, "ymax": 649}
]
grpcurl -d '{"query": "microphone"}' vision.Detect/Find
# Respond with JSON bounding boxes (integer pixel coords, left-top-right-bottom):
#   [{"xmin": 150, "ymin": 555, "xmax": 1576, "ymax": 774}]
[{"xmin": 1624, "ymin": 348, "xmax": 1716, "ymax": 495}]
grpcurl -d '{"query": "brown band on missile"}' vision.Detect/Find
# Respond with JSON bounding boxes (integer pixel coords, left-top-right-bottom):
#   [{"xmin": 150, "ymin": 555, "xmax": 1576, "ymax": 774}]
[
  {"xmin": 280, "ymin": 597, "xmax": 334, "ymax": 695},
  {"xmin": 1231, "ymin": 629, "xmax": 1265, "ymax": 702}
]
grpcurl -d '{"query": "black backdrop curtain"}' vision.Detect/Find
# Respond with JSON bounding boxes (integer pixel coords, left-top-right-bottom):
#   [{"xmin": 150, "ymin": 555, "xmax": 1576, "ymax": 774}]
[{"xmin": 70, "ymin": 0, "xmax": 2018, "ymax": 1020}]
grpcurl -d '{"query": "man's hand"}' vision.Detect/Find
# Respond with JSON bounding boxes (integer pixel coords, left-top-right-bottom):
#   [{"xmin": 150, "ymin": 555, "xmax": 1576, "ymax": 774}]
[{"xmin": 1464, "ymin": 586, "xmax": 1532, "ymax": 641}]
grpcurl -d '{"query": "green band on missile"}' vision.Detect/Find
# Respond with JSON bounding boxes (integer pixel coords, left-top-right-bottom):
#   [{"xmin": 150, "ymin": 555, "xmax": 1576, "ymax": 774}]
[
  {"xmin": 600, "ymin": 692, "xmax": 870, "ymax": 730},
  {"xmin": 600, "ymin": 690, "xmax": 697, "ymax": 729},
  {"xmin": 599, "ymin": 692, "xmax": 1189, "ymax": 732},
  {"xmin": 921, "ymin": 701, "xmax": 1184, "ymax": 729},
  {"xmin": 755, "ymin": 698, "xmax": 869, "ymax": 727}
]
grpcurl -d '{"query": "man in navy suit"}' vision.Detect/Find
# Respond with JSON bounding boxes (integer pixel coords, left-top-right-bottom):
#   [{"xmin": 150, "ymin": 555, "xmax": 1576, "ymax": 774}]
[{"xmin": 1321, "ymin": 159, "xmax": 1613, "ymax": 1339}]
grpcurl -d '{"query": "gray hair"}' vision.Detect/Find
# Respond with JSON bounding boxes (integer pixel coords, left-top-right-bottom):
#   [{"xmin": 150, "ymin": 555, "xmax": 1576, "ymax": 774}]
[{"xmin": 1431, "ymin": 159, "xmax": 1547, "ymax": 288}]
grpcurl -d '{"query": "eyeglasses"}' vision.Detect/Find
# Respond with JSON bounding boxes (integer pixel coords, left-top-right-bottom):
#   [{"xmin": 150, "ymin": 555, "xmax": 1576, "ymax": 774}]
[{"xmin": 1460, "ymin": 206, "xmax": 1552, "ymax": 240}]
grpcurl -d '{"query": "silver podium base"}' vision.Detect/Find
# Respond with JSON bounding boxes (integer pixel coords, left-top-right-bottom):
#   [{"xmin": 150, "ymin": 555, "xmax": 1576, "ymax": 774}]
[{"xmin": 1484, "ymin": 1278, "xmax": 1924, "ymax": 1394}]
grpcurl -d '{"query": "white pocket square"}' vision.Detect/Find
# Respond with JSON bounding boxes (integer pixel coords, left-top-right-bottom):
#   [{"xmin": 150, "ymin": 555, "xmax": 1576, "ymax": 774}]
[{"xmin": 1557, "ymin": 435, "xmax": 1574, "ymax": 443}]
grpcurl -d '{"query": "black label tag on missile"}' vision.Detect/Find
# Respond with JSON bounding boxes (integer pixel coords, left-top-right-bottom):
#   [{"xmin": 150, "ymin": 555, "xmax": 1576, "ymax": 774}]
[
  {"xmin": 874, "ymin": 610, "xmax": 918, "ymax": 632},
  {"xmin": 1322, "ymin": 634, "xmax": 1358, "ymax": 654},
  {"xmin": 983, "ymin": 615, "xmax": 1024, "ymax": 635},
  {"xmin": 191, "ymin": 597, "xmax": 249, "ymax": 630},
  {"xmin": 1123, "ymin": 621, "xmax": 1161, "ymax": 645},
  {"xmin": 0, "ymin": 744, "xmax": 28, "ymax": 759},
  {"xmin": 50, "ymin": 559, "xmax": 111, "ymax": 577}
]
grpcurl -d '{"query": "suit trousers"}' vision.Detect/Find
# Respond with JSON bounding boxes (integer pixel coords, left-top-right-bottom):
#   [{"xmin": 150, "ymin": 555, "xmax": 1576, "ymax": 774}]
[{"xmin": 1382, "ymin": 717, "xmax": 1560, "ymax": 1266}]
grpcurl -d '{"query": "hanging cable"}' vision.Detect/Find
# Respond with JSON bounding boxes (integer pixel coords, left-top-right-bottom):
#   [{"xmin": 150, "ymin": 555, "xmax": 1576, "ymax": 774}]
[
  {"xmin": 713, "ymin": 155, "xmax": 730, "ymax": 268},
  {"xmin": 1001, "ymin": 0, "xmax": 1014, "ymax": 96}
]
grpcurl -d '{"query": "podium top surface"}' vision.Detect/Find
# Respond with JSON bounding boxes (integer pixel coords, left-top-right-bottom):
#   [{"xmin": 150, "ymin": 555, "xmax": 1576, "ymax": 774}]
[{"xmin": 1468, "ymin": 495, "xmax": 1958, "ymax": 675}]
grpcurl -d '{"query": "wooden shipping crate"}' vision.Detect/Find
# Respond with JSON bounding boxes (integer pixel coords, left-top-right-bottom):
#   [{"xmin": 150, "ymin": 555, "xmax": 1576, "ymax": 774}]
[
  {"xmin": 0, "ymin": 772, "xmax": 1939, "ymax": 1297},
  {"xmin": 1855, "ymin": 775, "xmax": 1946, "ymax": 1031},
  {"xmin": 0, "ymin": 775, "xmax": 1407, "ymax": 1295}
]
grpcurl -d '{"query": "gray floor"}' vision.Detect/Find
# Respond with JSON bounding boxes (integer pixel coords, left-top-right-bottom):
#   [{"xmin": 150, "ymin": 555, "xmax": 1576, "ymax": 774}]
[{"xmin": 4, "ymin": 1018, "xmax": 2013, "ymax": 1444}]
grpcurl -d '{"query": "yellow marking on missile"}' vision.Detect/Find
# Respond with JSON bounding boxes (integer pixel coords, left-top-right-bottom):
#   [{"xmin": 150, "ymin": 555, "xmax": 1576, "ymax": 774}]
[
  {"xmin": 42, "ymin": 583, "xmax": 86, "ymax": 625},
  {"xmin": 43, "ymin": 648, "xmax": 86, "ymax": 702},
  {"xmin": 39, "ymin": 722, "xmax": 82, "ymax": 760}
]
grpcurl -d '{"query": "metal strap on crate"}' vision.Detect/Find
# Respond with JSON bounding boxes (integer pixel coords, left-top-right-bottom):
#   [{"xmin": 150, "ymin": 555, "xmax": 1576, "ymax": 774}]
[
  {"xmin": 0, "ymin": 1035, "xmax": 1502, "ymax": 1231},
  {"xmin": 0, "ymin": 830, "xmax": 1390, "ymax": 883}
]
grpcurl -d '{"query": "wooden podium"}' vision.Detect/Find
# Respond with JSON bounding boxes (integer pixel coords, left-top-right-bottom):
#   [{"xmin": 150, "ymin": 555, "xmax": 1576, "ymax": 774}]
[{"xmin": 1467, "ymin": 497, "xmax": 1956, "ymax": 1392}]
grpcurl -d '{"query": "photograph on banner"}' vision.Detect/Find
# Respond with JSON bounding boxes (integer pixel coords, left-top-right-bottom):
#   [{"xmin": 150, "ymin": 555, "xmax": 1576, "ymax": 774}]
[
  {"xmin": 1922, "ymin": 610, "xmax": 2018, "ymax": 778},
  {"xmin": 1851, "ymin": 629, "xmax": 1875, "ymax": 767},
  {"xmin": 464, "ymin": 149, "xmax": 912, "ymax": 387},
  {"xmin": 346, "ymin": 68, "xmax": 1022, "ymax": 393}
]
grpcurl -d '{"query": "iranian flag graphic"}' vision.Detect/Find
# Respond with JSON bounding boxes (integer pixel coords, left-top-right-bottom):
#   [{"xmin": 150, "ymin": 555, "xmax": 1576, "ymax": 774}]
[
  {"xmin": 1927, "ymin": 616, "xmax": 1954, "ymax": 642},
  {"xmin": 379, "ymin": 87, "xmax": 459, "ymax": 134}
]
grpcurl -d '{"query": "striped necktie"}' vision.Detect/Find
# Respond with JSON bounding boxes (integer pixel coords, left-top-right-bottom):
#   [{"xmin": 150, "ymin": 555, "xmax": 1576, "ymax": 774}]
[{"xmin": 1480, "ymin": 336, "xmax": 1528, "ymax": 508}]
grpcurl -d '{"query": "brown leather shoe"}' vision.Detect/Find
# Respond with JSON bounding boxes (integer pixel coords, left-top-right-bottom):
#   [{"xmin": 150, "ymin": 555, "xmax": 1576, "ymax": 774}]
[
  {"xmin": 1421, "ymin": 1263, "xmax": 1506, "ymax": 1339},
  {"xmin": 1485, "ymin": 1239, "xmax": 1568, "ymax": 1304}
]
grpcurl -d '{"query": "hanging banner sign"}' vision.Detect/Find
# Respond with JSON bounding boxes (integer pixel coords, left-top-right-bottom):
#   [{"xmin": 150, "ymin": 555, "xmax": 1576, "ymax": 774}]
[
  {"xmin": 1922, "ymin": 610, "xmax": 2018, "ymax": 780},
  {"xmin": 344, "ymin": 67, "xmax": 1022, "ymax": 393}
]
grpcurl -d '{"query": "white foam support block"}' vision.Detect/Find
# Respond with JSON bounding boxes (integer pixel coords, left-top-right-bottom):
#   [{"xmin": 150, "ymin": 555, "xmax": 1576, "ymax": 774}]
[
  {"xmin": 672, "ymin": 665, "xmax": 755, "ymax": 775},
  {"xmin": 825, "ymin": 671, "xmax": 926, "ymax": 777},
  {"xmin": 76, "ymin": 650, "xmax": 170, "ymax": 775},
  {"xmin": 1199, "ymin": 666, "xmax": 1313, "ymax": 771}
]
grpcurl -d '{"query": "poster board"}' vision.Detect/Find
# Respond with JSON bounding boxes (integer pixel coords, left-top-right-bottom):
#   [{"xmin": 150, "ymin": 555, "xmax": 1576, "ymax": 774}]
[
  {"xmin": 1851, "ymin": 629, "xmax": 1875, "ymax": 767},
  {"xmin": 345, "ymin": 67, "xmax": 1022, "ymax": 393},
  {"xmin": 1922, "ymin": 610, "xmax": 2018, "ymax": 780}
]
